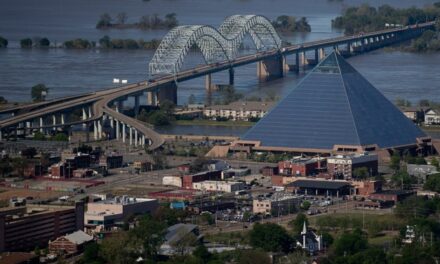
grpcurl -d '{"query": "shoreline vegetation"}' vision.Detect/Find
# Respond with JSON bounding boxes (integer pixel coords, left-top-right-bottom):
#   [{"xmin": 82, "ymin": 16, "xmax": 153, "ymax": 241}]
[
  {"xmin": 96, "ymin": 12, "xmax": 178, "ymax": 30},
  {"xmin": 332, "ymin": 3, "xmax": 440, "ymax": 52}
]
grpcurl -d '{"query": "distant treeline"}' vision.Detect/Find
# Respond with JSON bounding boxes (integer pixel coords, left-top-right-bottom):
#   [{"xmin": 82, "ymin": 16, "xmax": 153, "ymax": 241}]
[
  {"xmin": 332, "ymin": 3, "xmax": 440, "ymax": 35},
  {"xmin": 332, "ymin": 3, "xmax": 440, "ymax": 52},
  {"xmin": 2, "ymin": 36, "xmax": 160, "ymax": 50},
  {"xmin": 271, "ymin": 16, "xmax": 311, "ymax": 33},
  {"xmin": 96, "ymin": 12, "xmax": 178, "ymax": 30}
]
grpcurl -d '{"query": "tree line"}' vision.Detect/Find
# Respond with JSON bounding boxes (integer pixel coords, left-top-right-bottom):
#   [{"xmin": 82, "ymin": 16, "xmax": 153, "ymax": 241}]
[
  {"xmin": 96, "ymin": 12, "xmax": 178, "ymax": 30},
  {"xmin": 272, "ymin": 16, "xmax": 311, "ymax": 33}
]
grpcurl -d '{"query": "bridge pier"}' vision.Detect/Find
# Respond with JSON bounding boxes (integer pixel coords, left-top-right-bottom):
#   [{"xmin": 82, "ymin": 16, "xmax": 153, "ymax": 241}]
[
  {"xmin": 229, "ymin": 68, "xmax": 234, "ymax": 85},
  {"xmin": 157, "ymin": 82, "xmax": 178, "ymax": 105},
  {"xmin": 116, "ymin": 119, "xmax": 120, "ymax": 140},
  {"xmin": 134, "ymin": 95, "xmax": 140, "ymax": 116},
  {"xmin": 257, "ymin": 55, "xmax": 285, "ymax": 81},
  {"xmin": 122, "ymin": 123, "xmax": 126, "ymax": 143},
  {"xmin": 135, "ymin": 130, "xmax": 138, "ymax": 147},
  {"xmin": 39, "ymin": 117, "xmax": 44, "ymax": 133},
  {"xmin": 61, "ymin": 114, "xmax": 65, "ymax": 125},
  {"xmin": 52, "ymin": 115, "xmax": 57, "ymax": 131},
  {"xmin": 129, "ymin": 126, "xmax": 133, "ymax": 145}
]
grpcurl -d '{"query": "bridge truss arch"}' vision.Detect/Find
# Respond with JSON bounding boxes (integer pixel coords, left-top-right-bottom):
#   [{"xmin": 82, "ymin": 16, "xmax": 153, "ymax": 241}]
[
  {"xmin": 149, "ymin": 25, "xmax": 233, "ymax": 76},
  {"xmin": 219, "ymin": 15, "xmax": 281, "ymax": 57},
  {"xmin": 149, "ymin": 15, "xmax": 282, "ymax": 76}
]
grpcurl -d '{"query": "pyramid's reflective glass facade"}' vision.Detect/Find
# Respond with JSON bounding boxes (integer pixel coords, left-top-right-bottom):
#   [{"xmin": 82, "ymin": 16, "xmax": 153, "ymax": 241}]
[{"xmin": 242, "ymin": 52, "xmax": 426, "ymax": 150}]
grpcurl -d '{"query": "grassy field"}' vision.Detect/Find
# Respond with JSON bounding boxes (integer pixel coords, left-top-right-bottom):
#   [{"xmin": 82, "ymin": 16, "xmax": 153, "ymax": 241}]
[{"xmin": 174, "ymin": 119, "xmax": 256, "ymax": 127}]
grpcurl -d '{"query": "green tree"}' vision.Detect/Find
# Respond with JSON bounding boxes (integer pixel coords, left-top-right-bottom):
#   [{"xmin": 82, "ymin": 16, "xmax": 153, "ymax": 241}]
[
  {"xmin": 116, "ymin": 12, "xmax": 127, "ymax": 24},
  {"xmin": 31, "ymin": 84, "xmax": 48, "ymax": 102},
  {"xmin": 130, "ymin": 215, "xmax": 166, "ymax": 260},
  {"xmin": 81, "ymin": 243, "xmax": 103, "ymax": 264},
  {"xmin": 99, "ymin": 35, "xmax": 112, "ymax": 48},
  {"xmin": 0, "ymin": 36, "xmax": 8, "ymax": 48},
  {"xmin": 289, "ymin": 213, "xmax": 308, "ymax": 235},
  {"xmin": 353, "ymin": 167, "xmax": 369, "ymax": 179},
  {"xmin": 249, "ymin": 223, "xmax": 292, "ymax": 253},
  {"xmin": 99, "ymin": 232, "xmax": 135, "ymax": 264},
  {"xmin": 52, "ymin": 133, "xmax": 68, "ymax": 141},
  {"xmin": 419, "ymin": 99, "xmax": 431, "ymax": 107},
  {"xmin": 38, "ymin": 37, "xmax": 50, "ymax": 47},
  {"xmin": 148, "ymin": 111, "xmax": 171, "ymax": 126},
  {"xmin": 236, "ymin": 249, "xmax": 271, "ymax": 264},
  {"xmin": 193, "ymin": 244, "xmax": 211, "ymax": 262},
  {"xmin": 20, "ymin": 38, "xmax": 32, "ymax": 48},
  {"xmin": 164, "ymin": 13, "xmax": 178, "ymax": 28},
  {"xmin": 424, "ymin": 173, "xmax": 440, "ymax": 192},
  {"xmin": 33, "ymin": 131, "xmax": 46, "ymax": 140},
  {"xmin": 188, "ymin": 94, "xmax": 196, "ymax": 105},
  {"xmin": 333, "ymin": 228, "xmax": 367, "ymax": 256},
  {"xmin": 431, "ymin": 157, "xmax": 440, "ymax": 170},
  {"xmin": 96, "ymin": 13, "xmax": 112, "ymax": 28},
  {"xmin": 300, "ymin": 200, "xmax": 311, "ymax": 210},
  {"xmin": 12, "ymin": 157, "xmax": 27, "ymax": 177},
  {"xmin": 390, "ymin": 152, "xmax": 401, "ymax": 172}
]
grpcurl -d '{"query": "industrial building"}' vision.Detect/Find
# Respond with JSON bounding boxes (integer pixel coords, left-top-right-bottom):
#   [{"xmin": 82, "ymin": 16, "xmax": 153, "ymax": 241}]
[
  {"xmin": 232, "ymin": 52, "xmax": 432, "ymax": 159},
  {"xmin": 84, "ymin": 196, "xmax": 158, "ymax": 232},
  {"xmin": 192, "ymin": 180, "xmax": 245, "ymax": 193},
  {"xmin": 0, "ymin": 203, "xmax": 84, "ymax": 252}
]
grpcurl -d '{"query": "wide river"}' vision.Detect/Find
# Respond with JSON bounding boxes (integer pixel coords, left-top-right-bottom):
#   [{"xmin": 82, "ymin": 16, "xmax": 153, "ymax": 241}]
[{"xmin": 1, "ymin": 0, "xmax": 440, "ymax": 136}]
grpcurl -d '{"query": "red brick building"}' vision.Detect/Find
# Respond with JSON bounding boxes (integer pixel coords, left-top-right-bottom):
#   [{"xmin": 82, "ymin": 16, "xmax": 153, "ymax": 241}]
[
  {"xmin": 327, "ymin": 153, "xmax": 378, "ymax": 180},
  {"xmin": 182, "ymin": 170, "xmax": 222, "ymax": 189},
  {"xmin": 49, "ymin": 230, "xmax": 93, "ymax": 254},
  {"xmin": 369, "ymin": 190, "xmax": 415, "ymax": 203},
  {"xmin": 278, "ymin": 158, "xmax": 325, "ymax": 177}
]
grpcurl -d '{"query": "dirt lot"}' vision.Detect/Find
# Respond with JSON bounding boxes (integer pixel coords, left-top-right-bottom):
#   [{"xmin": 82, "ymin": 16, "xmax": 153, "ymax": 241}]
[{"xmin": 0, "ymin": 187, "xmax": 63, "ymax": 201}]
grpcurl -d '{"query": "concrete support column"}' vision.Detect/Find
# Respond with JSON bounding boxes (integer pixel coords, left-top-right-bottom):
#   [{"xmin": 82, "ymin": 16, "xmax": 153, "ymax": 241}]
[
  {"xmin": 134, "ymin": 130, "xmax": 138, "ymax": 147},
  {"xmin": 26, "ymin": 122, "xmax": 31, "ymax": 135},
  {"xmin": 97, "ymin": 119, "xmax": 102, "ymax": 140},
  {"xmin": 116, "ymin": 100, "xmax": 124, "ymax": 113},
  {"xmin": 282, "ymin": 55, "xmax": 289, "ymax": 74},
  {"xmin": 52, "ymin": 115, "xmax": 57, "ymax": 130},
  {"xmin": 93, "ymin": 121, "xmax": 98, "ymax": 140},
  {"xmin": 0, "ymin": 130, "xmax": 2, "ymax": 141},
  {"xmin": 299, "ymin": 51, "xmax": 307, "ymax": 69},
  {"xmin": 142, "ymin": 135, "xmax": 146, "ymax": 147},
  {"xmin": 257, "ymin": 55, "xmax": 284, "ymax": 81},
  {"xmin": 228, "ymin": 68, "xmax": 234, "ymax": 85},
  {"xmin": 319, "ymin": 48, "xmax": 326, "ymax": 60},
  {"xmin": 88, "ymin": 107, "xmax": 92, "ymax": 118},
  {"xmin": 295, "ymin": 52, "xmax": 300, "ymax": 73},
  {"xmin": 116, "ymin": 119, "xmax": 120, "ymax": 140},
  {"xmin": 129, "ymin": 126, "xmax": 133, "ymax": 145},
  {"xmin": 147, "ymin": 91, "xmax": 157, "ymax": 106},
  {"xmin": 134, "ymin": 95, "xmax": 140, "ymax": 116},
  {"xmin": 157, "ymin": 82, "xmax": 178, "ymax": 105},
  {"xmin": 61, "ymin": 114, "xmax": 65, "ymax": 125},
  {"xmin": 122, "ymin": 123, "xmax": 126, "ymax": 143},
  {"xmin": 314, "ymin": 49, "xmax": 319, "ymax": 64},
  {"xmin": 205, "ymin": 74, "xmax": 212, "ymax": 93},
  {"xmin": 82, "ymin": 108, "xmax": 87, "ymax": 120},
  {"xmin": 109, "ymin": 117, "xmax": 114, "ymax": 128},
  {"xmin": 39, "ymin": 117, "xmax": 44, "ymax": 133}
]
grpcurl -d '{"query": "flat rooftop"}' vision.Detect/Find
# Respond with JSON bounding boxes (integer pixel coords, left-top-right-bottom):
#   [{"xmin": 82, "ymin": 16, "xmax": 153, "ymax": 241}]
[{"xmin": 287, "ymin": 179, "xmax": 351, "ymax": 190}]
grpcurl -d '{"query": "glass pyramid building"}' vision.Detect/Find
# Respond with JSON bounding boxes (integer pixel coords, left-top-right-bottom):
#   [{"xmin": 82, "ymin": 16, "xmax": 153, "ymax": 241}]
[{"xmin": 240, "ymin": 51, "xmax": 428, "ymax": 153}]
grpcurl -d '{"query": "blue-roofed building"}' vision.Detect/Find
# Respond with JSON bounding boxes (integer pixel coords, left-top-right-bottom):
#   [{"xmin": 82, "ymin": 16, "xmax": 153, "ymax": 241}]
[{"xmin": 234, "ymin": 52, "xmax": 431, "ymax": 159}]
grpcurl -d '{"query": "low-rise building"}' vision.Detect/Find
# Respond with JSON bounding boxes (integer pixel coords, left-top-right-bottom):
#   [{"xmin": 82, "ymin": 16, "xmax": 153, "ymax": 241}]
[
  {"xmin": 99, "ymin": 154, "xmax": 123, "ymax": 169},
  {"xmin": 400, "ymin": 106, "xmax": 425, "ymax": 123},
  {"xmin": 72, "ymin": 169, "xmax": 94, "ymax": 178},
  {"xmin": 425, "ymin": 109, "xmax": 440, "ymax": 125},
  {"xmin": 369, "ymin": 190, "xmax": 415, "ymax": 203},
  {"xmin": 407, "ymin": 164, "xmax": 439, "ymax": 182},
  {"xmin": 253, "ymin": 195, "xmax": 300, "ymax": 215},
  {"xmin": 203, "ymin": 101, "xmax": 275, "ymax": 121},
  {"xmin": 285, "ymin": 179, "xmax": 352, "ymax": 197},
  {"xmin": 49, "ymin": 162, "xmax": 74, "ymax": 179},
  {"xmin": 84, "ymin": 196, "xmax": 158, "ymax": 231},
  {"xmin": 0, "ymin": 203, "xmax": 84, "ymax": 252},
  {"xmin": 192, "ymin": 180, "xmax": 245, "ymax": 193},
  {"xmin": 182, "ymin": 170, "xmax": 222, "ymax": 189},
  {"xmin": 133, "ymin": 161, "xmax": 154, "ymax": 172},
  {"xmin": 327, "ymin": 153, "xmax": 378, "ymax": 180},
  {"xmin": 48, "ymin": 230, "xmax": 94, "ymax": 254},
  {"xmin": 278, "ymin": 157, "xmax": 325, "ymax": 177},
  {"xmin": 353, "ymin": 180, "xmax": 382, "ymax": 196}
]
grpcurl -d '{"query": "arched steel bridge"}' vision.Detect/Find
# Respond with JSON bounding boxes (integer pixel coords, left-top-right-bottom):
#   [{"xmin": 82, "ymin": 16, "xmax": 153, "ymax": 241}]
[{"xmin": 148, "ymin": 15, "xmax": 282, "ymax": 76}]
